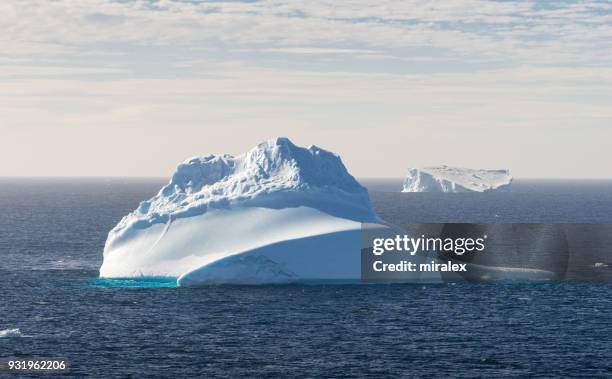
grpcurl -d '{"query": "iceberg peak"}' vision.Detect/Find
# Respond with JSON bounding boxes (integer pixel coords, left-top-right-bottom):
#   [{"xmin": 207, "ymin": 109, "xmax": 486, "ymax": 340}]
[
  {"xmin": 109, "ymin": 137, "xmax": 373, "ymax": 245},
  {"xmin": 168, "ymin": 136, "xmax": 366, "ymax": 196}
]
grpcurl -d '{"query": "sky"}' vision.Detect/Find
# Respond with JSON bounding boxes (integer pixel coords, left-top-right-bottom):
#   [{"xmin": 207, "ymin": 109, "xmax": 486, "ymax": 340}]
[{"xmin": 1, "ymin": 0, "xmax": 611, "ymax": 178}]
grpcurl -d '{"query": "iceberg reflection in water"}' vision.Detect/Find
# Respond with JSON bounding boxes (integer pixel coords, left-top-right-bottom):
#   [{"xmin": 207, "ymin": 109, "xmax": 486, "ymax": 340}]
[{"xmin": 88, "ymin": 277, "xmax": 178, "ymax": 288}]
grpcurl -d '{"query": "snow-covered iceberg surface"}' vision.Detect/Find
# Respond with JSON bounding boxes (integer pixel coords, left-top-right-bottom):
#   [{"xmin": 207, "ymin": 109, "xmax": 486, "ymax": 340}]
[
  {"xmin": 402, "ymin": 166, "xmax": 512, "ymax": 193},
  {"xmin": 100, "ymin": 137, "xmax": 383, "ymax": 286}
]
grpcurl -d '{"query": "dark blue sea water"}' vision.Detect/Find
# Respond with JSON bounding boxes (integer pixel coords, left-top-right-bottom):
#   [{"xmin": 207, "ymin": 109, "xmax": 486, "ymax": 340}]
[{"xmin": 1, "ymin": 178, "xmax": 612, "ymax": 377}]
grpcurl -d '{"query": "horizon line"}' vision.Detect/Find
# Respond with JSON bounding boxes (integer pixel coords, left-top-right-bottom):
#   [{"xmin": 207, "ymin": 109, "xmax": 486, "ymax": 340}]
[{"xmin": 1, "ymin": 175, "xmax": 612, "ymax": 181}]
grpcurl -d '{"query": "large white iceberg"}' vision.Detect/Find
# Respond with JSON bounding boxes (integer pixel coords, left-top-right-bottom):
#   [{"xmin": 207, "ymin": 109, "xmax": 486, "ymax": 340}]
[
  {"xmin": 100, "ymin": 138, "xmax": 385, "ymax": 286},
  {"xmin": 402, "ymin": 166, "xmax": 512, "ymax": 193}
]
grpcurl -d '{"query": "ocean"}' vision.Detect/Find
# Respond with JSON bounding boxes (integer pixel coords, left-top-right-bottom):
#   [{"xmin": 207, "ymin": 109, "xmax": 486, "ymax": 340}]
[{"xmin": 1, "ymin": 178, "xmax": 612, "ymax": 377}]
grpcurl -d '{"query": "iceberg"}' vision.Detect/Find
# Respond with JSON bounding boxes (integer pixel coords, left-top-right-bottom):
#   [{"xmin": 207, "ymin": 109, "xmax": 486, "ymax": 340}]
[
  {"xmin": 402, "ymin": 166, "xmax": 512, "ymax": 193},
  {"xmin": 100, "ymin": 137, "xmax": 385, "ymax": 286},
  {"xmin": 0, "ymin": 328, "xmax": 22, "ymax": 338}
]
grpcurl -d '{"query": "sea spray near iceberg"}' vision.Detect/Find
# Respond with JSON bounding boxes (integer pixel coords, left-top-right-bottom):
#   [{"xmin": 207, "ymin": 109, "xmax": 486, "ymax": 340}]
[
  {"xmin": 402, "ymin": 166, "xmax": 512, "ymax": 193},
  {"xmin": 100, "ymin": 137, "xmax": 389, "ymax": 285}
]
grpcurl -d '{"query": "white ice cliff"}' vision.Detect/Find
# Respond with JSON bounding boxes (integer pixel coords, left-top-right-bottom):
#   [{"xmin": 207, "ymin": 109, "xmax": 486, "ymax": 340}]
[
  {"xmin": 402, "ymin": 166, "xmax": 512, "ymax": 193},
  {"xmin": 100, "ymin": 138, "xmax": 387, "ymax": 286}
]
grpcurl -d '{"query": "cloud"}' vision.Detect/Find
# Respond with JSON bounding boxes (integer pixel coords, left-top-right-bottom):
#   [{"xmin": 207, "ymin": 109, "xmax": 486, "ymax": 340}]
[
  {"xmin": 1, "ymin": 1, "xmax": 611, "ymax": 177},
  {"xmin": 1, "ymin": 0, "xmax": 610, "ymax": 65},
  {"xmin": 247, "ymin": 47, "xmax": 381, "ymax": 55}
]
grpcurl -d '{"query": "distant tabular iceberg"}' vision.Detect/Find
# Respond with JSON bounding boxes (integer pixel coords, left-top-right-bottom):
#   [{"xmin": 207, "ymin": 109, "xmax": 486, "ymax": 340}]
[
  {"xmin": 100, "ymin": 137, "xmax": 385, "ymax": 286},
  {"xmin": 402, "ymin": 166, "xmax": 512, "ymax": 193}
]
